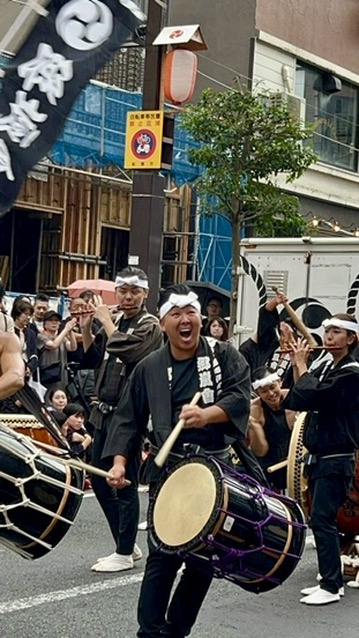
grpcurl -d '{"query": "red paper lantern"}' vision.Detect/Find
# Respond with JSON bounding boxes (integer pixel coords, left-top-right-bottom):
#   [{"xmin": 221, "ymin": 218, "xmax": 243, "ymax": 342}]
[{"xmin": 163, "ymin": 49, "xmax": 198, "ymax": 106}]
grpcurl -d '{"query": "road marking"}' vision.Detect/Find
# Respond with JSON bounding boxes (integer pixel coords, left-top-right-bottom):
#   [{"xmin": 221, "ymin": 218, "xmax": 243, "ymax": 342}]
[{"xmin": 0, "ymin": 572, "xmax": 144, "ymax": 615}]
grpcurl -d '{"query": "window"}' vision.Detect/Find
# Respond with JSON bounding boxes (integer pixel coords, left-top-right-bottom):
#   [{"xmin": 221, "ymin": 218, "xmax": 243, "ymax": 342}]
[{"xmin": 296, "ymin": 63, "xmax": 358, "ymax": 171}]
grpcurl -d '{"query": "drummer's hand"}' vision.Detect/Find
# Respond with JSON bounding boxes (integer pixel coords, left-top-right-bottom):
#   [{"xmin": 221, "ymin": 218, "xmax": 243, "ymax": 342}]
[
  {"xmin": 106, "ymin": 459, "xmax": 127, "ymax": 489},
  {"xmin": 180, "ymin": 405, "xmax": 207, "ymax": 429}
]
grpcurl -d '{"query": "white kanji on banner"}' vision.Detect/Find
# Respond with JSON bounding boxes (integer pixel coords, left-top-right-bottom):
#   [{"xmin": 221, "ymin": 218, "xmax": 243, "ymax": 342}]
[
  {"xmin": 55, "ymin": 0, "xmax": 114, "ymax": 51},
  {"xmin": 0, "ymin": 91, "xmax": 47, "ymax": 149},
  {"xmin": 18, "ymin": 43, "xmax": 74, "ymax": 106}
]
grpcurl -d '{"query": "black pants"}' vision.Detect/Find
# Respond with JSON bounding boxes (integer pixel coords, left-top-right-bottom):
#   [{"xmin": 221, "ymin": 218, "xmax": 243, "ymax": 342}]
[
  {"xmin": 91, "ymin": 418, "xmax": 140, "ymax": 555},
  {"xmin": 137, "ymin": 550, "xmax": 213, "ymax": 638},
  {"xmin": 137, "ymin": 479, "xmax": 213, "ymax": 638},
  {"xmin": 310, "ymin": 472, "xmax": 352, "ymax": 594}
]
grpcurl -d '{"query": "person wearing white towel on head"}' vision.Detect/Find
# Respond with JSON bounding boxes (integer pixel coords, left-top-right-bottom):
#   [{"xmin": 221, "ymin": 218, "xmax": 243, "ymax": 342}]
[{"xmin": 283, "ymin": 313, "xmax": 359, "ymax": 606}]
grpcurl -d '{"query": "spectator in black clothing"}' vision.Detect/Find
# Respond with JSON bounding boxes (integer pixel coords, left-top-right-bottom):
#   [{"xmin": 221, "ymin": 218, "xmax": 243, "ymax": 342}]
[
  {"xmin": 204, "ymin": 315, "xmax": 229, "ymax": 342},
  {"xmin": 206, "ymin": 296, "xmax": 223, "ymax": 319},
  {"xmin": 61, "ymin": 402, "xmax": 92, "ymax": 459},
  {"xmin": 29, "ymin": 293, "xmax": 50, "ymax": 335}
]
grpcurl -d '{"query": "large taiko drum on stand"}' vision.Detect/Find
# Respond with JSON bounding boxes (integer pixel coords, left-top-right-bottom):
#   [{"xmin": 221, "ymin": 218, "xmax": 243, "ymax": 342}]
[
  {"xmin": 148, "ymin": 456, "xmax": 306, "ymax": 594},
  {"xmin": 287, "ymin": 412, "xmax": 359, "ymax": 536},
  {"xmin": 0, "ymin": 413, "xmax": 59, "ymax": 448},
  {"xmin": 0, "ymin": 424, "xmax": 84, "ymax": 559}
]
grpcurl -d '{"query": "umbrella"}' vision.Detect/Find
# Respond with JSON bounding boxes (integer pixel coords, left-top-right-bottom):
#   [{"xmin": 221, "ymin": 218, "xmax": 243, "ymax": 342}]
[
  {"xmin": 67, "ymin": 279, "xmax": 116, "ymax": 305},
  {"xmin": 184, "ymin": 281, "xmax": 230, "ymax": 318}
]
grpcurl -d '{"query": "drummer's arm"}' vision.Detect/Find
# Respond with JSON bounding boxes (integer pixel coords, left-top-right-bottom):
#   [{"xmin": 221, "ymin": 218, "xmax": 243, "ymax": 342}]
[
  {"xmin": 0, "ymin": 334, "xmax": 25, "ymax": 399},
  {"xmin": 247, "ymin": 402, "xmax": 269, "ymax": 456}
]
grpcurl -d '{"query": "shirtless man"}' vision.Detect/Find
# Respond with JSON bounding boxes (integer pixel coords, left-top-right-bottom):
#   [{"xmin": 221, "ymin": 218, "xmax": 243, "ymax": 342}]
[{"xmin": 0, "ymin": 332, "xmax": 25, "ymax": 399}]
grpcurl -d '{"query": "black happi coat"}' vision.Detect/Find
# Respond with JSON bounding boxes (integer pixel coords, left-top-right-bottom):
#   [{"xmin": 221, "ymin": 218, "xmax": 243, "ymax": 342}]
[
  {"xmin": 102, "ymin": 337, "xmax": 251, "ymax": 465},
  {"xmin": 283, "ymin": 355, "xmax": 359, "ymax": 457}
]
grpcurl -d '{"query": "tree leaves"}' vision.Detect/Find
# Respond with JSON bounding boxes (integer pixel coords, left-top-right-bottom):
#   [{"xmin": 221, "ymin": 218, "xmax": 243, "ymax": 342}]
[{"xmin": 180, "ymin": 85, "xmax": 317, "ymax": 231}]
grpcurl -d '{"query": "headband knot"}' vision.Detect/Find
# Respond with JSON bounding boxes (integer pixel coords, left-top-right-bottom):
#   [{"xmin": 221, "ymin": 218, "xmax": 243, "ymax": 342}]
[{"xmin": 159, "ymin": 292, "xmax": 201, "ymax": 319}]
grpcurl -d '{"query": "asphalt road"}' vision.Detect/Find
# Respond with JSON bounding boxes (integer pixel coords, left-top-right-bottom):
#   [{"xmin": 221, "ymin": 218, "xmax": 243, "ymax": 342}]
[{"xmin": 0, "ymin": 491, "xmax": 358, "ymax": 638}]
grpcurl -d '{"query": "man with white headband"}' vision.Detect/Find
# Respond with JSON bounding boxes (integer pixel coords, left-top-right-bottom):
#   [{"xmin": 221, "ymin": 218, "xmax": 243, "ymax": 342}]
[
  {"xmin": 283, "ymin": 312, "xmax": 359, "ymax": 606},
  {"xmin": 102, "ymin": 283, "xmax": 251, "ymax": 638},
  {"xmin": 79, "ymin": 266, "xmax": 163, "ymax": 573},
  {"xmin": 248, "ymin": 366, "xmax": 296, "ymax": 491}
]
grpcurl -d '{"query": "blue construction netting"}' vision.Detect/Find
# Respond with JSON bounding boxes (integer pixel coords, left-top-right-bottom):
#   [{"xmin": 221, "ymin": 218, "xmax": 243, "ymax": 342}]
[
  {"xmin": 49, "ymin": 82, "xmax": 200, "ymax": 185},
  {"xmin": 198, "ymin": 214, "xmax": 232, "ymax": 291}
]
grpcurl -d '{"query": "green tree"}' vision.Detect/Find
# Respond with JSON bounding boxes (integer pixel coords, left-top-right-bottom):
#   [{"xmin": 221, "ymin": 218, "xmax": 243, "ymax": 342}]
[{"xmin": 180, "ymin": 85, "xmax": 317, "ymax": 332}]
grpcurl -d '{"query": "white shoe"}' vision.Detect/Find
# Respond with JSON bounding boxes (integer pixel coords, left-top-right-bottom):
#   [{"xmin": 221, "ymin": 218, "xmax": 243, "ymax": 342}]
[
  {"xmin": 138, "ymin": 520, "xmax": 148, "ymax": 531},
  {"xmin": 301, "ymin": 584, "xmax": 344, "ymax": 597},
  {"xmin": 132, "ymin": 543, "xmax": 143, "ymax": 561},
  {"xmin": 95, "ymin": 543, "xmax": 142, "ymax": 564},
  {"xmin": 96, "ymin": 551, "xmax": 118, "ymax": 563},
  {"xmin": 91, "ymin": 554, "xmax": 134, "ymax": 572},
  {"xmin": 300, "ymin": 588, "xmax": 340, "ymax": 605}
]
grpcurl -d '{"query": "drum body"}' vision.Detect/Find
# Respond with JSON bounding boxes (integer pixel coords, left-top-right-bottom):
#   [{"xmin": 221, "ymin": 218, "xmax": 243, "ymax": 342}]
[
  {"xmin": 0, "ymin": 413, "xmax": 59, "ymax": 447},
  {"xmin": 0, "ymin": 424, "xmax": 84, "ymax": 559},
  {"xmin": 287, "ymin": 412, "xmax": 359, "ymax": 536},
  {"xmin": 148, "ymin": 456, "xmax": 306, "ymax": 594}
]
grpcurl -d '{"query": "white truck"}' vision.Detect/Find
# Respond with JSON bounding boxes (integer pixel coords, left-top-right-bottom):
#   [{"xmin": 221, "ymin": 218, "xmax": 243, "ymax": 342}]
[{"xmin": 237, "ymin": 237, "xmax": 359, "ymax": 344}]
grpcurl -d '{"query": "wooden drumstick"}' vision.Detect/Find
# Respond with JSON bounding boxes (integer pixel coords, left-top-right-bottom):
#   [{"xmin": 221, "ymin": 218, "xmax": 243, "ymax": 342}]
[
  {"xmin": 266, "ymin": 459, "xmax": 288, "ymax": 473},
  {"xmin": 272, "ymin": 287, "xmax": 317, "ymax": 347},
  {"xmin": 154, "ymin": 392, "xmax": 202, "ymax": 468},
  {"xmin": 39, "ymin": 446, "xmax": 131, "ymax": 487}
]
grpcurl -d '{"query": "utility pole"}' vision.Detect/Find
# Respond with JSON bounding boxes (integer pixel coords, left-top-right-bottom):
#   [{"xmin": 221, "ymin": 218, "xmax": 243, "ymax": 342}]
[{"xmin": 128, "ymin": 0, "xmax": 167, "ymax": 312}]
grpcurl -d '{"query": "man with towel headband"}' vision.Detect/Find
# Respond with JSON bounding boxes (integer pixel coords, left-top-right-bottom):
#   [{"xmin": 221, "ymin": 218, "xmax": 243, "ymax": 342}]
[
  {"xmin": 104, "ymin": 283, "xmax": 251, "ymax": 638},
  {"xmin": 284, "ymin": 313, "xmax": 359, "ymax": 605},
  {"xmin": 80, "ymin": 266, "xmax": 163, "ymax": 573}
]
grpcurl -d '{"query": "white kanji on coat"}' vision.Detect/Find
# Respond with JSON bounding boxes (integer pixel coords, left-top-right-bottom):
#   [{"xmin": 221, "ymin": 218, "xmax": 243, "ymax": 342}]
[
  {"xmin": 197, "ymin": 356, "xmax": 211, "ymax": 372},
  {"xmin": 199, "ymin": 371, "xmax": 212, "ymax": 389},
  {"xmin": 18, "ymin": 43, "xmax": 73, "ymax": 106},
  {"xmin": 202, "ymin": 388, "xmax": 214, "ymax": 405},
  {"xmin": 0, "ymin": 91, "xmax": 47, "ymax": 148},
  {"xmin": 0, "ymin": 139, "xmax": 14, "ymax": 181}
]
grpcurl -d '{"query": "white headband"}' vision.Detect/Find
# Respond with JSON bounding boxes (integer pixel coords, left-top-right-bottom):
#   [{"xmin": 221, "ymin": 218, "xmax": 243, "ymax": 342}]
[
  {"xmin": 159, "ymin": 292, "xmax": 201, "ymax": 319},
  {"xmin": 115, "ymin": 275, "xmax": 149, "ymax": 290},
  {"xmin": 252, "ymin": 372, "xmax": 280, "ymax": 391},
  {"xmin": 322, "ymin": 318, "xmax": 359, "ymax": 333}
]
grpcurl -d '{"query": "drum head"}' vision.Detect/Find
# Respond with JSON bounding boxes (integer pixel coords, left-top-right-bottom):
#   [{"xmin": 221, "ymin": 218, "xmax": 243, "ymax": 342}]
[{"xmin": 153, "ymin": 462, "xmax": 217, "ymax": 547}]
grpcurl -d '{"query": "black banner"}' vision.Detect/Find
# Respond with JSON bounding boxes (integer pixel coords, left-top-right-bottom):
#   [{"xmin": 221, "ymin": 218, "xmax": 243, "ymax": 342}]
[{"xmin": 0, "ymin": 0, "xmax": 145, "ymax": 216}]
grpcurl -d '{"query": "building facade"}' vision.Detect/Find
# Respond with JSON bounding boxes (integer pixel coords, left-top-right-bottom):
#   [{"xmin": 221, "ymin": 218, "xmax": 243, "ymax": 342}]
[{"xmin": 169, "ymin": 0, "xmax": 359, "ymax": 232}]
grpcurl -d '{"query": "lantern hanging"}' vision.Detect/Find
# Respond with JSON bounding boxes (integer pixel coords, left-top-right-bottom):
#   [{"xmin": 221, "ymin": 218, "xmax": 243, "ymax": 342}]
[{"xmin": 163, "ymin": 48, "xmax": 198, "ymax": 106}]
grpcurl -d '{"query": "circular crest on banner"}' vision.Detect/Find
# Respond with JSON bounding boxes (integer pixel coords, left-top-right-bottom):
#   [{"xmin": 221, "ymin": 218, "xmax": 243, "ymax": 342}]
[{"xmin": 131, "ymin": 129, "xmax": 157, "ymax": 160}]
